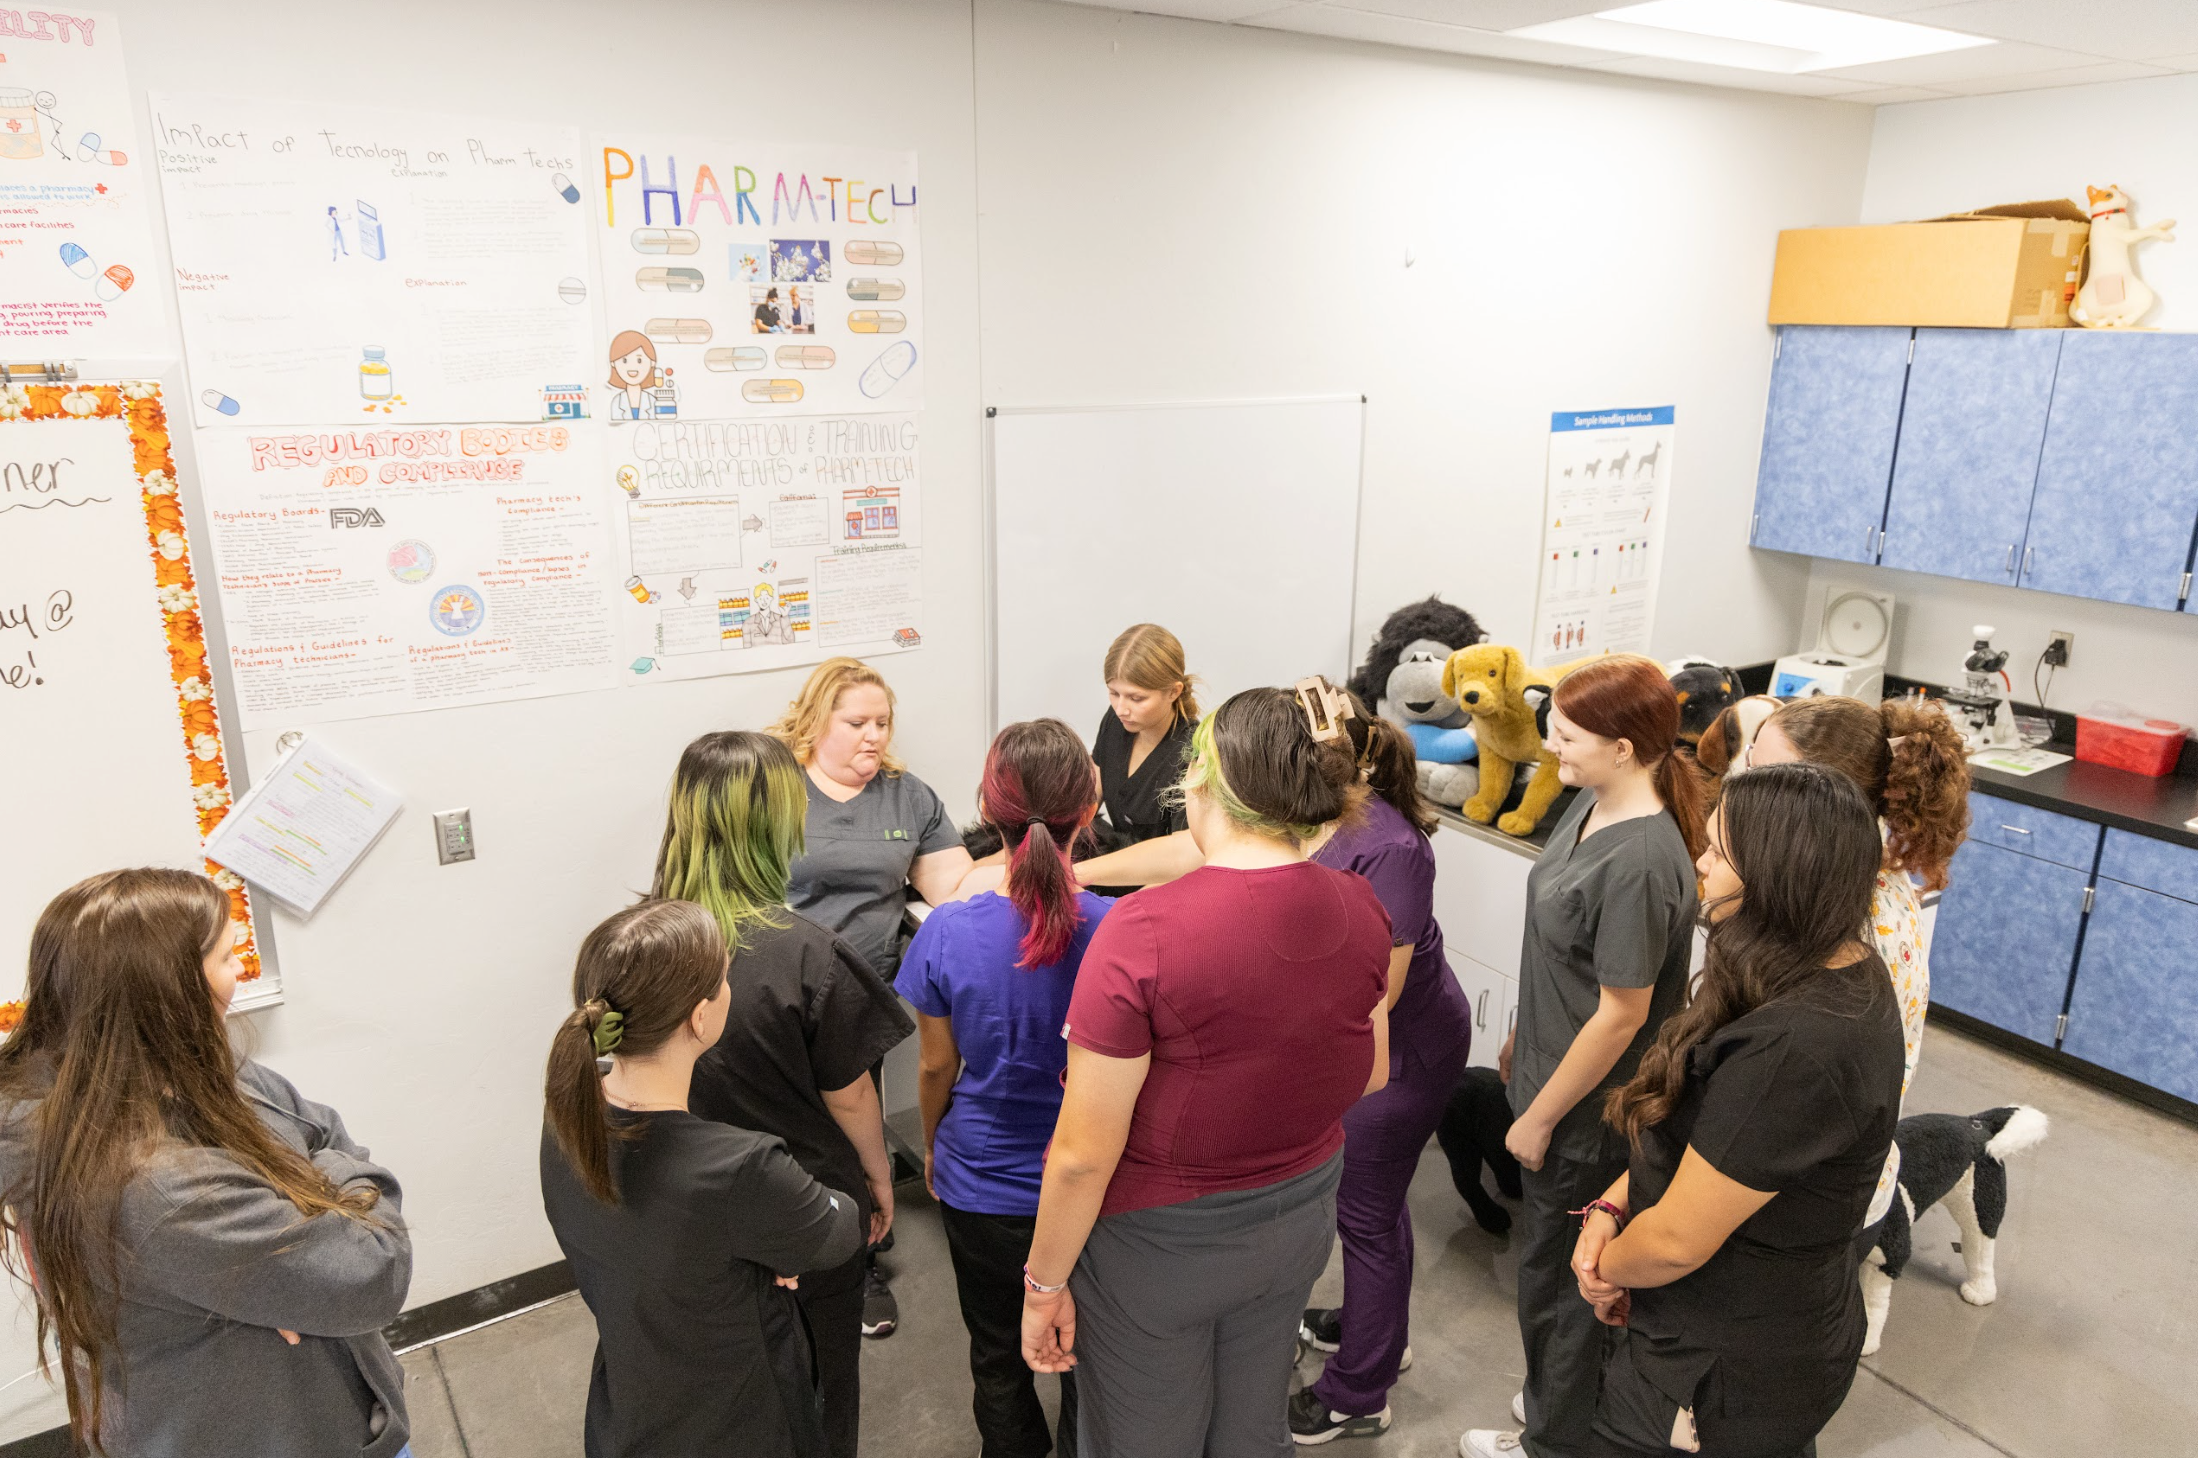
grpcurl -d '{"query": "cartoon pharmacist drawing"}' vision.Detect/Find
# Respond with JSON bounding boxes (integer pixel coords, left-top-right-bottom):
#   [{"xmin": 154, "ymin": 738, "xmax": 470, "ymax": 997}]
[{"xmin": 606, "ymin": 330, "xmax": 675, "ymax": 420}]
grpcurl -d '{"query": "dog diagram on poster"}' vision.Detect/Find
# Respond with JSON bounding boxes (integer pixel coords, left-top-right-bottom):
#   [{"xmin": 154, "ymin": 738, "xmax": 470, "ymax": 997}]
[
  {"xmin": 613, "ymin": 414, "xmax": 922, "ymax": 680},
  {"xmin": 1530, "ymin": 407, "xmax": 1674, "ymax": 667}
]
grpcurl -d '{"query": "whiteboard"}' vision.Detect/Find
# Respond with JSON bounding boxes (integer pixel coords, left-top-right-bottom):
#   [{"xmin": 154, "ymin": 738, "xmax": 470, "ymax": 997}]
[{"xmin": 989, "ymin": 398, "xmax": 1364, "ymax": 739}]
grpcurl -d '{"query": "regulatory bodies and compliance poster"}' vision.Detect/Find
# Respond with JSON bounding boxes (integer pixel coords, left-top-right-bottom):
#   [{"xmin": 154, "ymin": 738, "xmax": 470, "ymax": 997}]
[
  {"xmin": 152, "ymin": 94, "xmax": 595, "ymax": 428},
  {"xmin": 1530, "ymin": 407, "xmax": 1673, "ymax": 667}
]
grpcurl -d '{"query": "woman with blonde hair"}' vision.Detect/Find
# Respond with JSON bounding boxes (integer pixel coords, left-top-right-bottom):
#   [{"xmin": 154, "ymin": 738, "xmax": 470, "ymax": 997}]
[{"xmin": 1092, "ymin": 623, "xmax": 1202, "ymax": 844}]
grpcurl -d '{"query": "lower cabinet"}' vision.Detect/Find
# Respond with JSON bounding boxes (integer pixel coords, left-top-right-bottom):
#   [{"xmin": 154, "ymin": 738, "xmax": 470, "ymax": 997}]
[
  {"xmin": 1447, "ymin": 953, "xmax": 1517, "ymax": 1072},
  {"xmin": 2061, "ymin": 869, "xmax": 2198, "ymax": 1105},
  {"xmin": 1930, "ymin": 837, "xmax": 2088, "ymax": 1046}
]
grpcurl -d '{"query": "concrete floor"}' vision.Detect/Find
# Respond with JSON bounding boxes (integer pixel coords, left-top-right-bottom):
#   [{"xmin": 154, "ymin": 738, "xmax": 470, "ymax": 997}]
[{"xmin": 397, "ymin": 1026, "xmax": 2198, "ymax": 1456}]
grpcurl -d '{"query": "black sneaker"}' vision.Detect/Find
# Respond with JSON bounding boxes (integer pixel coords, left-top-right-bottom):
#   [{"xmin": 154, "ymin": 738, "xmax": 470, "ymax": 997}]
[
  {"xmin": 860, "ymin": 1266, "xmax": 897, "ymax": 1339},
  {"xmin": 1289, "ymin": 1387, "xmax": 1391, "ymax": 1445},
  {"xmin": 1300, "ymin": 1307, "xmax": 1343, "ymax": 1352}
]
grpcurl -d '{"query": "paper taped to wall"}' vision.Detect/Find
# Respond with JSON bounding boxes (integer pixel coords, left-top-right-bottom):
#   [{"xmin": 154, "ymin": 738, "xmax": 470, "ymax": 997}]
[
  {"xmin": 1530, "ymin": 407, "xmax": 1674, "ymax": 667},
  {"xmin": 203, "ymin": 736, "xmax": 401, "ymax": 916}
]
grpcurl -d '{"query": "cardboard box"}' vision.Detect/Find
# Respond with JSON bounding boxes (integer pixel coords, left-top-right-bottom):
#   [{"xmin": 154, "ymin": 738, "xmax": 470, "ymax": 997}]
[{"xmin": 1769, "ymin": 200, "xmax": 2089, "ymax": 328}]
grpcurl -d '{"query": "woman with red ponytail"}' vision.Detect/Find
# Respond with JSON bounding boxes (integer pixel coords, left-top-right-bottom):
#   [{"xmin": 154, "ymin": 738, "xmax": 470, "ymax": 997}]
[{"xmin": 894, "ymin": 718, "xmax": 1111, "ymax": 1457}]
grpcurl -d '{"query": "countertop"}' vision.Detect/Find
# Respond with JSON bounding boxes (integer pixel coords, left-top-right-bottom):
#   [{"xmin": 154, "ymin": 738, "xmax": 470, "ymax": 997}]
[{"xmin": 1969, "ymin": 745, "xmax": 2198, "ymax": 852}]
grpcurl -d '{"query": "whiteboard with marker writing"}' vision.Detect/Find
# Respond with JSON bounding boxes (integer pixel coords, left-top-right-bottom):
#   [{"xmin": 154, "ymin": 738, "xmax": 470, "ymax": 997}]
[{"xmin": 989, "ymin": 398, "xmax": 1364, "ymax": 740}]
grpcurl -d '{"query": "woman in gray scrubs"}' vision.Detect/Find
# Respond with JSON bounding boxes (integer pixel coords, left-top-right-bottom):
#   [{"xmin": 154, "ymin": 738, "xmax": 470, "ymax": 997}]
[{"xmin": 1460, "ymin": 654, "xmax": 1705, "ymax": 1458}]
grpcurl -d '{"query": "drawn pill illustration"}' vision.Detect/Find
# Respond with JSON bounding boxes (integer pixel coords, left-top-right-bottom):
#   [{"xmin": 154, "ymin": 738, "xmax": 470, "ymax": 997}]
[
  {"xmin": 636, "ymin": 266, "xmax": 706, "ymax": 293},
  {"xmin": 644, "ymin": 317, "xmax": 713, "ymax": 344},
  {"xmin": 75, "ymin": 132, "xmax": 99, "ymax": 160},
  {"xmin": 557, "ymin": 276, "xmax": 587, "ymax": 305},
  {"xmin": 58, "ymin": 242, "xmax": 97, "ymax": 278},
  {"xmin": 625, "ymin": 575, "xmax": 655, "ymax": 604},
  {"xmin": 847, "ymin": 310, "xmax": 906, "ymax": 335},
  {"xmin": 200, "ymin": 389, "xmax": 242, "ymax": 417},
  {"xmin": 552, "ymin": 172, "xmax": 580, "ymax": 204},
  {"xmin": 843, "ymin": 240, "xmax": 905, "ymax": 266},
  {"xmin": 705, "ymin": 346, "xmax": 767, "ymax": 372},
  {"xmin": 846, "ymin": 278, "xmax": 905, "ymax": 302},
  {"xmin": 776, "ymin": 345, "xmax": 835, "ymax": 370},
  {"xmin": 630, "ymin": 228, "xmax": 700, "ymax": 256},
  {"xmin": 743, "ymin": 379, "xmax": 805, "ymax": 404},
  {"xmin": 95, "ymin": 265, "xmax": 134, "ymax": 301},
  {"xmin": 859, "ymin": 341, "xmax": 918, "ymax": 400}
]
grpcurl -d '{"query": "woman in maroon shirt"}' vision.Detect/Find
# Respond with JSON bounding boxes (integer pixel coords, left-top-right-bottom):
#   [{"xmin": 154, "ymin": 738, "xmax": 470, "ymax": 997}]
[{"xmin": 1020, "ymin": 684, "xmax": 1393, "ymax": 1456}]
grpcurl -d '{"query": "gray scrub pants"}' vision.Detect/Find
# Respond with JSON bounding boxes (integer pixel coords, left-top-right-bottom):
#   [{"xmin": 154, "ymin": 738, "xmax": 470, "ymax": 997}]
[
  {"xmin": 1519, "ymin": 1150, "xmax": 1630, "ymax": 1458},
  {"xmin": 1071, "ymin": 1154, "xmax": 1342, "ymax": 1458}
]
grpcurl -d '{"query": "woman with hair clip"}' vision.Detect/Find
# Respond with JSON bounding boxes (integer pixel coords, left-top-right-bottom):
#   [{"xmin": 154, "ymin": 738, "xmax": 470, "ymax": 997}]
[
  {"xmin": 540, "ymin": 899, "xmax": 864, "ymax": 1458},
  {"xmin": 1020, "ymin": 685, "xmax": 1393, "ymax": 1458},
  {"xmin": 1570, "ymin": 764, "xmax": 1905, "ymax": 1458},
  {"xmin": 1463, "ymin": 653, "xmax": 1704, "ymax": 1458},
  {"xmin": 0, "ymin": 869, "xmax": 412, "ymax": 1458},
  {"xmin": 1742, "ymin": 695, "xmax": 1968, "ymax": 1248},
  {"xmin": 894, "ymin": 718, "xmax": 1113, "ymax": 1458},
  {"xmin": 655, "ymin": 730, "xmax": 914, "ymax": 1458}
]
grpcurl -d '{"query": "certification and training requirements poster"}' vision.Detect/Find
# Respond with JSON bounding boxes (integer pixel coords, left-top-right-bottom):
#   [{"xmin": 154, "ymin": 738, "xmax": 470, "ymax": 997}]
[
  {"xmin": 0, "ymin": 11, "xmax": 169, "ymax": 357},
  {"xmin": 193, "ymin": 423, "xmax": 621, "ymax": 727},
  {"xmin": 152, "ymin": 94, "xmax": 595, "ymax": 428},
  {"xmin": 1530, "ymin": 407, "xmax": 1673, "ymax": 667}
]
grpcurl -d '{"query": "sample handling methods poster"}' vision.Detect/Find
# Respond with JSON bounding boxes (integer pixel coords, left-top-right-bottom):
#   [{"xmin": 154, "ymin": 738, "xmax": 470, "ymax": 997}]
[
  {"xmin": 593, "ymin": 135, "xmax": 922, "ymax": 420},
  {"xmin": 613, "ymin": 413, "xmax": 923, "ymax": 681},
  {"xmin": 0, "ymin": 11, "xmax": 169, "ymax": 356},
  {"xmin": 194, "ymin": 423, "xmax": 622, "ymax": 726},
  {"xmin": 1530, "ymin": 407, "xmax": 1674, "ymax": 666},
  {"xmin": 152, "ymin": 94, "xmax": 595, "ymax": 428}
]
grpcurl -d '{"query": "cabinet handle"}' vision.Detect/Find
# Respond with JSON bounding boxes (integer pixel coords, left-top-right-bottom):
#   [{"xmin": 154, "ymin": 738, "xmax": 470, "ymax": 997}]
[
  {"xmin": 1476, "ymin": 990, "xmax": 1487, "ymax": 1028},
  {"xmin": 2004, "ymin": 544, "xmax": 2016, "ymax": 574},
  {"xmin": 1864, "ymin": 525, "xmax": 1875, "ymax": 553},
  {"xmin": 2022, "ymin": 545, "xmax": 2035, "ymax": 577},
  {"xmin": 1506, "ymin": 1007, "xmax": 1518, "ymax": 1037},
  {"xmin": 1998, "ymin": 824, "xmax": 2032, "ymax": 835}
]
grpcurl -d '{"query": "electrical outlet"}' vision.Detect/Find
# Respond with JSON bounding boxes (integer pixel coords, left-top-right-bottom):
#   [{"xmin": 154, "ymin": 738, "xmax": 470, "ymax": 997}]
[
  {"xmin": 433, "ymin": 809, "xmax": 476, "ymax": 865},
  {"xmin": 2045, "ymin": 630, "xmax": 2074, "ymax": 667}
]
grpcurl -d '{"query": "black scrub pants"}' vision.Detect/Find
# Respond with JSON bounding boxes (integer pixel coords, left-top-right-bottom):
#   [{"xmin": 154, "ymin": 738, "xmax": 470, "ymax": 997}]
[
  {"xmin": 939, "ymin": 1201, "xmax": 1077, "ymax": 1458},
  {"xmin": 1517, "ymin": 1150, "xmax": 1629, "ymax": 1458},
  {"xmin": 797, "ymin": 1245, "xmax": 869, "ymax": 1458}
]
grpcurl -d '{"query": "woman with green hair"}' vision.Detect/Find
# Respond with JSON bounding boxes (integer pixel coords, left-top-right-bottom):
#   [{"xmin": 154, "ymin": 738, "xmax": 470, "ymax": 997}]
[{"xmin": 654, "ymin": 730, "xmax": 913, "ymax": 1458}]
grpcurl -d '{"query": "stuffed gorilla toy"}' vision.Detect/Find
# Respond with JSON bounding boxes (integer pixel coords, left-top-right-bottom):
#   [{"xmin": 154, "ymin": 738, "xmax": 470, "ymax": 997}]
[{"xmin": 1348, "ymin": 596, "xmax": 1486, "ymax": 808}]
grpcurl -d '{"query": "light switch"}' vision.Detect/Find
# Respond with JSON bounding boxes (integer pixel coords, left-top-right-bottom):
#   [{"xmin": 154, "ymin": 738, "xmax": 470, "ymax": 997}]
[{"xmin": 433, "ymin": 808, "xmax": 476, "ymax": 865}]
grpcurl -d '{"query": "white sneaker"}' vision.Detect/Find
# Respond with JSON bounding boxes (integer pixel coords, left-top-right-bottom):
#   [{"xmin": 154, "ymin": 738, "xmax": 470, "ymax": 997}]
[
  {"xmin": 1460, "ymin": 1430, "xmax": 1526, "ymax": 1458},
  {"xmin": 1398, "ymin": 1345, "xmax": 1413, "ymax": 1373},
  {"xmin": 1511, "ymin": 1390, "xmax": 1526, "ymax": 1425}
]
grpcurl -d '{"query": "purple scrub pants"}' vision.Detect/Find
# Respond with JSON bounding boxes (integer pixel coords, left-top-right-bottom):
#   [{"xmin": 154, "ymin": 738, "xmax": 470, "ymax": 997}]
[{"xmin": 1310, "ymin": 1036, "xmax": 1472, "ymax": 1417}]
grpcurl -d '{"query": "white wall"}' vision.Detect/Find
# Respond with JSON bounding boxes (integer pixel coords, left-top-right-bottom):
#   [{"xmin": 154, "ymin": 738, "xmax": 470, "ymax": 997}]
[{"xmin": 1841, "ymin": 74, "xmax": 2198, "ymax": 725}]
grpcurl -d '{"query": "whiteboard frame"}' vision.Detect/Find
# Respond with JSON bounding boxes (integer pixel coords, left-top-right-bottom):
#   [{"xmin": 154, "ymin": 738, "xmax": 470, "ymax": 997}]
[{"xmin": 982, "ymin": 394, "xmax": 1368, "ymax": 739}]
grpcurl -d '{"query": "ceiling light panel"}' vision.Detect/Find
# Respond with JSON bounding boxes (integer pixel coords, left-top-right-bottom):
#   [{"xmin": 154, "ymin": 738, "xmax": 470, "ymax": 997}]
[{"xmin": 1512, "ymin": 0, "xmax": 1994, "ymax": 73}]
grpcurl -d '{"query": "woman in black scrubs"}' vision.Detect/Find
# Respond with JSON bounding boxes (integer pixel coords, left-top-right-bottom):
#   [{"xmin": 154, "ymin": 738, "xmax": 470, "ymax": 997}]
[
  {"xmin": 1090, "ymin": 623, "xmax": 1201, "ymax": 844},
  {"xmin": 1574, "ymin": 763, "xmax": 1904, "ymax": 1458}
]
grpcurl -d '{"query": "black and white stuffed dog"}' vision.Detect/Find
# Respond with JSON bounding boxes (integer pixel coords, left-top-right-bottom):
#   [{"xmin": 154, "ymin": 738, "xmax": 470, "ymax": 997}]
[
  {"xmin": 1860, "ymin": 1104, "xmax": 2049, "ymax": 1355},
  {"xmin": 1435, "ymin": 1065, "xmax": 1522, "ymax": 1234}
]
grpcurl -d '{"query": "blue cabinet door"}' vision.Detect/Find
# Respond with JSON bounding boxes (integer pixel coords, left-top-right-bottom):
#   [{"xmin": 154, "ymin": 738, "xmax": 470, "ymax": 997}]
[
  {"xmin": 1930, "ymin": 837, "xmax": 2087, "ymax": 1045},
  {"xmin": 2062, "ymin": 879, "xmax": 2198, "ymax": 1103},
  {"xmin": 1881, "ymin": 329, "xmax": 2062, "ymax": 585},
  {"xmin": 2024, "ymin": 331, "xmax": 2198, "ymax": 609},
  {"xmin": 1752, "ymin": 326, "xmax": 1911, "ymax": 564}
]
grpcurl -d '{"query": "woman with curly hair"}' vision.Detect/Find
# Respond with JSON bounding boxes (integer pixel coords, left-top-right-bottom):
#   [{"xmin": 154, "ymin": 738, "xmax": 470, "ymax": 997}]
[{"xmin": 1742, "ymin": 694, "xmax": 1969, "ymax": 1237}]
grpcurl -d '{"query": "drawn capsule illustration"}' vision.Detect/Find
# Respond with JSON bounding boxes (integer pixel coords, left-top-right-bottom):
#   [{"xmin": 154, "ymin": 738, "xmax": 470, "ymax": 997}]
[
  {"xmin": 557, "ymin": 276, "xmax": 587, "ymax": 305},
  {"xmin": 844, "ymin": 240, "xmax": 905, "ymax": 266},
  {"xmin": 705, "ymin": 346, "xmax": 767, "ymax": 372},
  {"xmin": 58, "ymin": 242, "xmax": 98, "ymax": 279},
  {"xmin": 846, "ymin": 278, "xmax": 905, "ymax": 302},
  {"xmin": 847, "ymin": 310, "xmax": 906, "ymax": 335},
  {"xmin": 552, "ymin": 171, "xmax": 580, "ymax": 204},
  {"xmin": 859, "ymin": 341, "xmax": 918, "ymax": 400},
  {"xmin": 776, "ymin": 345, "xmax": 835, "ymax": 370},
  {"xmin": 742, "ymin": 379, "xmax": 805, "ymax": 405},
  {"xmin": 636, "ymin": 266, "xmax": 706, "ymax": 294},
  {"xmin": 200, "ymin": 389, "xmax": 242, "ymax": 417},
  {"xmin": 73, "ymin": 133, "xmax": 126, "ymax": 165},
  {"xmin": 95, "ymin": 264, "xmax": 134, "ymax": 301},
  {"xmin": 630, "ymin": 227, "xmax": 700, "ymax": 256},
  {"xmin": 644, "ymin": 317, "xmax": 713, "ymax": 344},
  {"xmin": 625, "ymin": 575, "xmax": 655, "ymax": 604}
]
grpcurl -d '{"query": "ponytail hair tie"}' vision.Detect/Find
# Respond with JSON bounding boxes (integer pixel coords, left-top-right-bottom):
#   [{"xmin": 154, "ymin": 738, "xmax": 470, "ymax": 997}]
[{"xmin": 1025, "ymin": 816, "xmax": 1047, "ymax": 829}]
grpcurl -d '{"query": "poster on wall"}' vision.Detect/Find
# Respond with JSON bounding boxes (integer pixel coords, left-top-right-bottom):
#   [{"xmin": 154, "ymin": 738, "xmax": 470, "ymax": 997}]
[
  {"xmin": 0, "ymin": 383, "xmax": 272, "ymax": 1021},
  {"xmin": 613, "ymin": 413, "xmax": 922, "ymax": 681},
  {"xmin": 1529, "ymin": 407, "xmax": 1673, "ymax": 667},
  {"xmin": 151, "ymin": 94, "xmax": 593, "ymax": 428},
  {"xmin": 593, "ymin": 135, "xmax": 921, "ymax": 420},
  {"xmin": 0, "ymin": 12, "xmax": 169, "ymax": 358},
  {"xmin": 193, "ymin": 422, "xmax": 621, "ymax": 727}
]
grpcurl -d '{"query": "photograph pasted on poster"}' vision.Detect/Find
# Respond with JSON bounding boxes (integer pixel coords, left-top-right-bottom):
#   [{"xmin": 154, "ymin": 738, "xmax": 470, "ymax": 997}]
[{"xmin": 1530, "ymin": 407, "xmax": 1673, "ymax": 667}]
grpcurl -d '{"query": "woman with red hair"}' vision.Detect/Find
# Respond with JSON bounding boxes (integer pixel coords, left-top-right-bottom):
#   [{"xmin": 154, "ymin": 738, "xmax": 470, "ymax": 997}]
[
  {"xmin": 1462, "ymin": 654, "xmax": 1705, "ymax": 1458},
  {"xmin": 894, "ymin": 718, "xmax": 1110, "ymax": 1457}
]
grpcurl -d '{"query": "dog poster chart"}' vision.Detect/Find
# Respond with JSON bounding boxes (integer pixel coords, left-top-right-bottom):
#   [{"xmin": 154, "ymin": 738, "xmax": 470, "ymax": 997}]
[
  {"xmin": 612, "ymin": 414, "xmax": 923, "ymax": 680},
  {"xmin": 1529, "ymin": 407, "xmax": 1674, "ymax": 667},
  {"xmin": 0, "ymin": 10, "xmax": 170, "ymax": 356},
  {"xmin": 152, "ymin": 94, "xmax": 594, "ymax": 427}
]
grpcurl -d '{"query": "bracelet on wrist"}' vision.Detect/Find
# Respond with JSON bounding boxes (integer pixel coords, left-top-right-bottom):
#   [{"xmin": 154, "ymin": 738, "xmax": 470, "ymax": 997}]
[
  {"xmin": 1570, "ymin": 1198, "xmax": 1629, "ymax": 1231},
  {"xmin": 1022, "ymin": 1264, "xmax": 1067, "ymax": 1295}
]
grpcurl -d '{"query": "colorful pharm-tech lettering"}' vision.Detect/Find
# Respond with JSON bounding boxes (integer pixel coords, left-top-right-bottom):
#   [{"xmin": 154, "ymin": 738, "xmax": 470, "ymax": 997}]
[{"xmin": 601, "ymin": 151, "xmax": 916, "ymax": 230}]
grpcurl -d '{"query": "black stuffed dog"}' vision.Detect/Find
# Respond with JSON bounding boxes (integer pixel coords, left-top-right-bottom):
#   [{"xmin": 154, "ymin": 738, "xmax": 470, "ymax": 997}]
[{"xmin": 1434, "ymin": 1065, "xmax": 1522, "ymax": 1234}]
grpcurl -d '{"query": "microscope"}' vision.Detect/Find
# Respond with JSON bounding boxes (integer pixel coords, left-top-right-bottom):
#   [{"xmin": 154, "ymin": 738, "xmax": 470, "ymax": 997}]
[{"xmin": 1941, "ymin": 624, "xmax": 2019, "ymax": 753}]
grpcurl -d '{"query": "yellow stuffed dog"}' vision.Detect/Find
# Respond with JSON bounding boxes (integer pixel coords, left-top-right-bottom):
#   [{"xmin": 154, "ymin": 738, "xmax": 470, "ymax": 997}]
[{"xmin": 1441, "ymin": 644, "xmax": 1580, "ymax": 837}]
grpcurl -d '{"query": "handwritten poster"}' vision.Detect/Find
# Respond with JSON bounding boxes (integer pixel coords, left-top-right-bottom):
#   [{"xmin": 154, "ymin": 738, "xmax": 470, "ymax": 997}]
[
  {"xmin": 0, "ymin": 11, "xmax": 169, "ymax": 357},
  {"xmin": 0, "ymin": 384, "xmax": 270, "ymax": 1021},
  {"xmin": 203, "ymin": 736, "xmax": 401, "ymax": 917},
  {"xmin": 1530, "ymin": 407, "xmax": 1674, "ymax": 667},
  {"xmin": 153, "ymin": 94, "xmax": 593, "ymax": 428},
  {"xmin": 614, "ymin": 414, "xmax": 923, "ymax": 680},
  {"xmin": 194, "ymin": 422, "xmax": 621, "ymax": 726},
  {"xmin": 594, "ymin": 135, "xmax": 921, "ymax": 420}
]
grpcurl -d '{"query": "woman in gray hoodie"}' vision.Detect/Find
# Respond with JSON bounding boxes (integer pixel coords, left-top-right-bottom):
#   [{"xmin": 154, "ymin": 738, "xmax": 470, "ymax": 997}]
[{"xmin": 0, "ymin": 868, "xmax": 412, "ymax": 1458}]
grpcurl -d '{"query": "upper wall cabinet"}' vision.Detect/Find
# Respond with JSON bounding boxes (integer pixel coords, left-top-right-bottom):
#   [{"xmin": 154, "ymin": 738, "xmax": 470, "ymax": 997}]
[
  {"xmin": 1751, "ymin": 326, "xmax": 1912, "ymax": 564},
  {"xmin": 2023, "ymin": 331, "xmax": 2198, "ymax": 611},
  {"xmin": 1880, "ymin": 329, "xmax": 2063, "ymax": 586}
]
